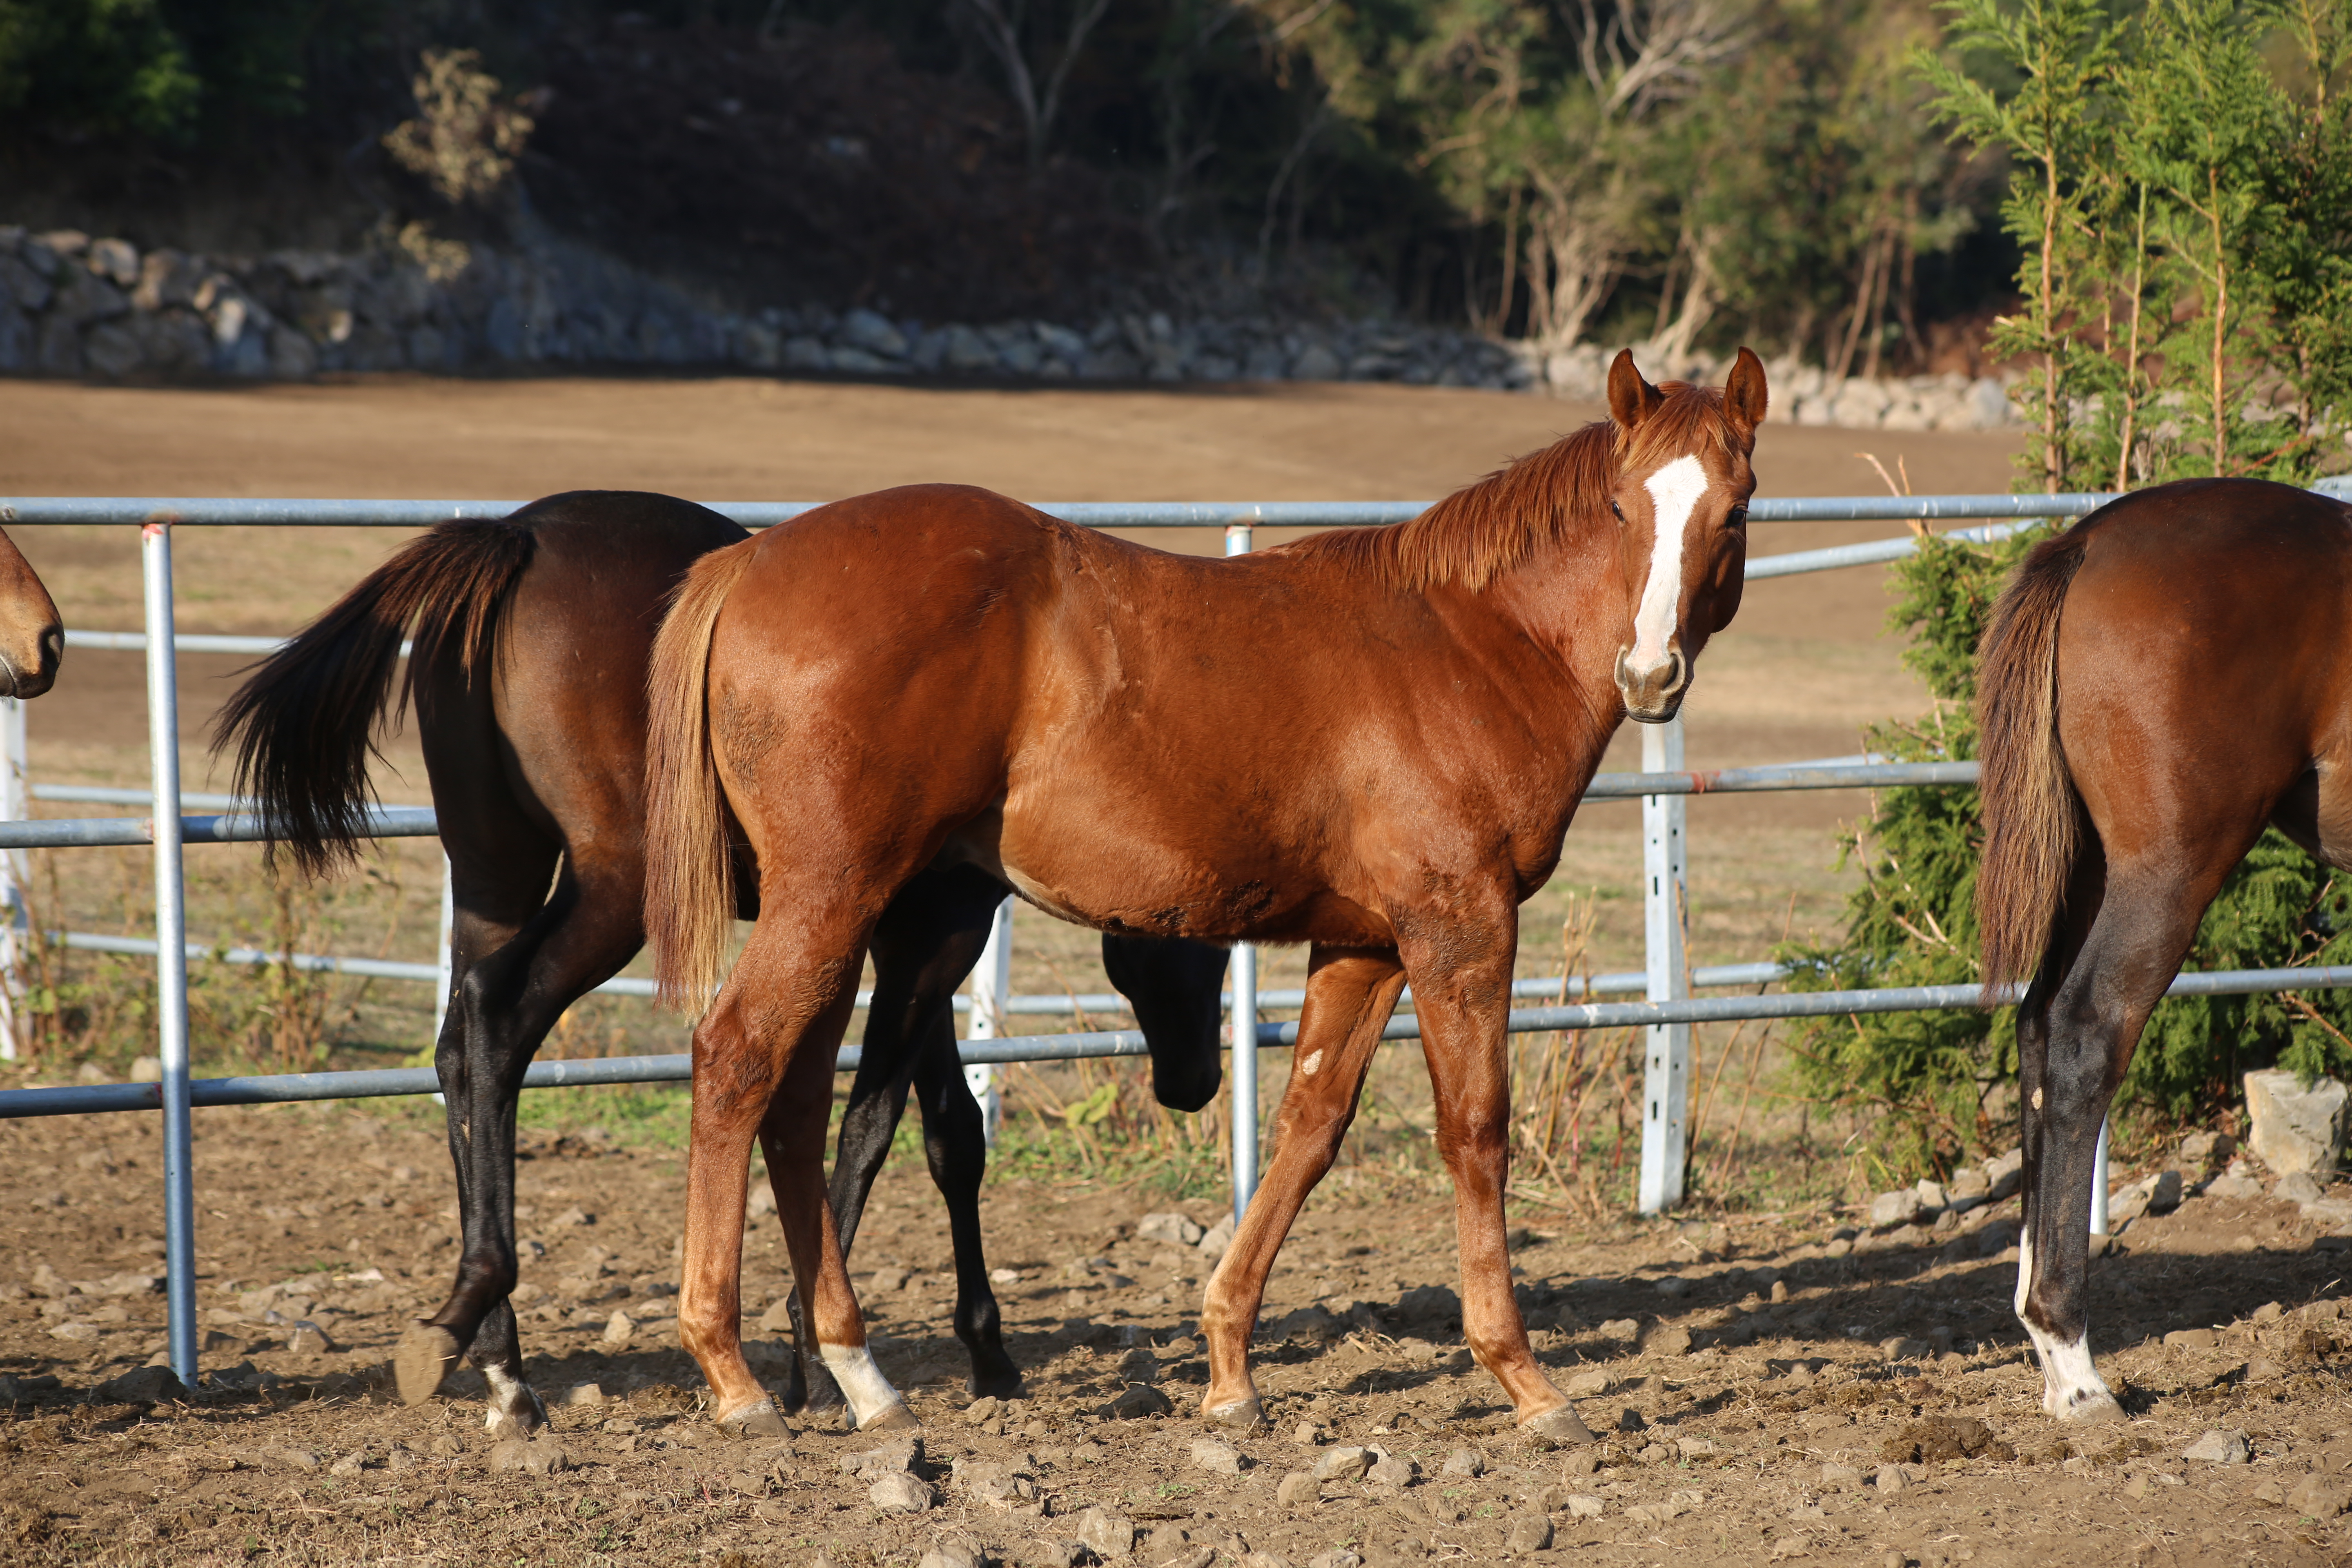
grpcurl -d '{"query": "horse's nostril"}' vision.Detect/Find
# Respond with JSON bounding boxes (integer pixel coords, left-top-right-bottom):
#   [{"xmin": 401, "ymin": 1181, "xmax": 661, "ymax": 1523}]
[{"xmin": 38, "ymin": 625, "xmax": 61, "ymax": 670}]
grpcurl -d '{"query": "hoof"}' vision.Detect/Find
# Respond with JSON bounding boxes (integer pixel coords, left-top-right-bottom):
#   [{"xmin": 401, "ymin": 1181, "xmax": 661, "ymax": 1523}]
[
  {"xmin": 394, "ymin": 1324, "xmax": 462, "ymax": 1407},
  {"xmin": 717, "ymin": 1399, "xmax": 789, "ymax": 1439},
  {"xmin": 1519, "ymin": 1405, "xmax": 1597, "ymax": 1447},
  {"xmin": 1204, "ymin": 1396, "xmax": 1266, "ymax": 1433},
  {"xmin": 2054, "ymin": 1391, "xmax": 2127, "ymax": 1424},
  {"xmin": 969, "ymin": 1368, "xmax": 1025, "ymax": 1401},
  {"xmin": 858, "ymin": 1402, "xmax": 922, "ymax": 1433}
]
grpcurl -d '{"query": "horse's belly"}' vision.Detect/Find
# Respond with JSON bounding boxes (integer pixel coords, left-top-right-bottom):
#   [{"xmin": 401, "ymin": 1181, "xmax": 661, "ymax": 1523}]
[
  {"xmin": 932, "ymin": 805, "xmax": 1196, "ymax": 931},
  {"xmin": 2305, "ymin": 757, "xmax": 2352, "ymax": 871}
]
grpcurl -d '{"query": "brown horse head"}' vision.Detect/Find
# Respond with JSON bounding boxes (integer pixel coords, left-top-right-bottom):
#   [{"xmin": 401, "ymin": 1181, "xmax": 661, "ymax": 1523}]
[
  {"xmin": 0, "ymin": 528, "xmax": 62, "ymax": 699},
  {"xmin": 1605, "ymin": 346, "xmax": 1766, "ymax": 722}
]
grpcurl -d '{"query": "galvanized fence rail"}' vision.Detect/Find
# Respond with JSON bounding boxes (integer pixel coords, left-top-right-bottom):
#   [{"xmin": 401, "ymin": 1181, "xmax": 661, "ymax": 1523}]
[{"xmin": 4, "ymin": 484, "xmax": 2348, "ymax": 1384}]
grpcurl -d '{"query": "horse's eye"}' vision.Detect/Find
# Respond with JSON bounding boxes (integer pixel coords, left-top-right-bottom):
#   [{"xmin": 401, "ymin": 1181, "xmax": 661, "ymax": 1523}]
[
  {"xmin": 1726, "ymin": 506, "xmax": 1748, "ymax": 530},
  {"xmin": 1610, "ymin": 499, "xmax": 1626, "ymax": 522}
]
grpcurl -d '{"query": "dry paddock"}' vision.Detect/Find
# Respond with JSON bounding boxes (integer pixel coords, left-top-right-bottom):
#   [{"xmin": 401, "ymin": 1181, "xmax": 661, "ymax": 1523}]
[
  {"xmin": 5, "ymin": 1106, "xmax": 2352, "ymax": 1568},
  {"xmin": 3, "ymin": 374, "xmax": 2348, "ymax": 1567}
]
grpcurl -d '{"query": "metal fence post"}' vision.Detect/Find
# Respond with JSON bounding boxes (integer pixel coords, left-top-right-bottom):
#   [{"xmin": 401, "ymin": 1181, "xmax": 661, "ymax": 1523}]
[
  {"xmin": 964, "ymin": 897, "xmax": 1011, "ymax": 1146},
  {"xmin": 1224, "ymin": 519, "xmax": 1260, "ymax": 1223},
  {"xmin": 434, "ymin": 852, "xmax": 454, "ymax": 1040},
  {"xmin": 2089, "ymin": 1116, "xmax": 2110, "ymax": 1236},
  {"xmin": 1637, "ymin": 714, "xmax": 1690, "ymax": 1214},
  {"xmin": 144, "ymin": 521, "xmax": 198, "ymax": 1383},
  {"xmin": 0, "ymin": 695, "xmax": 25, "ymax": 1060}
]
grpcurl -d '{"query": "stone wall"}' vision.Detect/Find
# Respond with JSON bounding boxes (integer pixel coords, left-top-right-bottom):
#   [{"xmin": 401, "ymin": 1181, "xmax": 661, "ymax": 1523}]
[
  {"xmin": 1536, "ymin": 344, "xmax": 2018, "ymax": 433},
  {"xmin": 0, "ymin": 223, "xmax": 2019, "ymax": 432}
]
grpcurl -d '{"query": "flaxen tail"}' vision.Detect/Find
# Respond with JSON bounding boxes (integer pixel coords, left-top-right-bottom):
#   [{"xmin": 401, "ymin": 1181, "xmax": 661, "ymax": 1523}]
[
  {"xmin": 1974, "ymin": 526, "xmax": 2095, "ymax": 998},
  {"xmin": 212, "ymin": 520, "xmax": 535, "ymax": 877},
  {"xmin": 644, "ymin": 540, "xmax": 758, "ymax": 1016}
]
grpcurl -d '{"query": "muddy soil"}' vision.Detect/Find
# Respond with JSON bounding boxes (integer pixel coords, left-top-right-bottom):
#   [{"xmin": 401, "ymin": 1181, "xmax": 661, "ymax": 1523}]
[{"xmin": 3, "ymin": 1105, "xmax": 2349, "ymax": 1568}]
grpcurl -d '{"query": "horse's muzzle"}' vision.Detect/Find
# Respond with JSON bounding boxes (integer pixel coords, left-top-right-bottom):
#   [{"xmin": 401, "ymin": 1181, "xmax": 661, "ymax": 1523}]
[
  {"xmin": 1615, "ymin": 644, "xmax": 1688, "ymax": 724},
  {"xmin": 3, "ymin": 624, "xmax": 64, "ymax": 700}
]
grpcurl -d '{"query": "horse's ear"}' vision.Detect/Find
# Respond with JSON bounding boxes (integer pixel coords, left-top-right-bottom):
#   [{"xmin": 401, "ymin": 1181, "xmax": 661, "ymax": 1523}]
[
  {"xmin": 1725, "ymin": 346, "xmax": 1769, "ymax": 430},
  {"xmin": 1608, "ymin": 350, "xmax": 1664, "ymax": 433}
]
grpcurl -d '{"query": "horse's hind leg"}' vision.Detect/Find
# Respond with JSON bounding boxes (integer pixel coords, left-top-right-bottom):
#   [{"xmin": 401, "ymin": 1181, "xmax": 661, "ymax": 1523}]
[
  {"xmin": 2017, "ymin": 834, "xmax": 2254, "ymax": 1421},
  {"xmin": 401, "ymin": 851, "xmax": 645, "ymax": 1435},
  {"xmin": 689, "ymin": 917, "xmax": 912, "ymax": 1434},
  {"xmin": 397, "ymin": 855, "xmax": 547, "ymax": 1414},
  {"xmin": 775, "ymin": 866, "xmax": 1006, "ymax": 1413}
]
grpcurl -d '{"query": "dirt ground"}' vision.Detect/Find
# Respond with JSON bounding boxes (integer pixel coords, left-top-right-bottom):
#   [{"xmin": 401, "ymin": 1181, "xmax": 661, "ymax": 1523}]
[{"xmin": 3, "ymin": 1103, "xmax": 2350, "ymax": 1568}]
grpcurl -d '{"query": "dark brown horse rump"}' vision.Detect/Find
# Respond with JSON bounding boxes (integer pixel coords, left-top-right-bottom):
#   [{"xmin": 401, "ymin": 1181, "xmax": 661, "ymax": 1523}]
[
  {"xmin": 1977, "ymin": 476, "xmax": 2352, "ymax": 1422},
  {"xmin": 644, "ymin": 350, "xmax": 1767, "ymax": 1438}
]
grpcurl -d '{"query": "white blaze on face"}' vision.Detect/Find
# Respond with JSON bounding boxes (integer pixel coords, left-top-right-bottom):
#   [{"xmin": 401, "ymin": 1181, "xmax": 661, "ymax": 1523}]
[{"xmin": 1629, "ymin": 454, "xmax": 1710, "ymax": 671}]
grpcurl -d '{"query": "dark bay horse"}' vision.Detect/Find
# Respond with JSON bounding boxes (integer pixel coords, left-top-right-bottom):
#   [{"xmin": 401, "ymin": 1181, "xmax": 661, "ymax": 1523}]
[
  {"xmin": 1977, "ymin": 475, "xmax": 2352, "ymax": 1423},
  {"xmin": 0, "ymin": 526, "xmax": 63, "ymax": 698},
  {"xmin": 214, "ymin": 492, "xmax": 1226, "ymax": 1436},
  {"xmin": 643, "ymin": 350, "xmax": 1768, "ymax": 1439}
]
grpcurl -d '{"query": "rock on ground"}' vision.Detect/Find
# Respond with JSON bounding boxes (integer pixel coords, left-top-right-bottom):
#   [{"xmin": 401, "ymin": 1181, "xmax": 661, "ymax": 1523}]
[
  {"xmin": 93, "ymin": 1364, "xmax": 186, "ymax": 1405},
  {"xmin": 1189, "ymin": 1437, "xmax": 1245, "ymax": 1474},
  {"xmin": 490, "ymin": 1437, "xmax": 570, "ymax": 1474},
  {"xmin": 2244, "ymin": 1069, "xmax": 2350, "ymax": 1174},
  {"xmin": 1870, "ymin": 1189, "xmax": 1927, "ymax": 1228},
  {"xmin": 1505, "ymin": 1515, "xmax": 1554, "ymax": 1553},
  {"xmin": 1313, "ymin": 1446, "xmax": 1374, "ymax": 1481},
  {"xmin": 1138, "ymin": 1212, "xmax": 1205, "ymax": 1247},
  {"xmin": 869, "ymin": 1471, "xmax": 936, "ymax": 1512},
  {"xmin": 1075, "ymin": 1506, "xmax": 1135, "ymax": 1559},
  {"xmin": 2183, "ymin": 1429, "xmax": 2252, "ymax": 1464}
]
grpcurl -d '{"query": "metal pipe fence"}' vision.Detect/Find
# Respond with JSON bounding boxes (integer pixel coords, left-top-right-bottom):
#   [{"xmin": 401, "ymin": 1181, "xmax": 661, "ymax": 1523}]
[
  {"xmin": 7, "ymin": 959, "xmax": 2346, "ymax": 1122},
  {"xmin": 5, "ymin": 484, "xmax": 2348, "ymax": 1386}
]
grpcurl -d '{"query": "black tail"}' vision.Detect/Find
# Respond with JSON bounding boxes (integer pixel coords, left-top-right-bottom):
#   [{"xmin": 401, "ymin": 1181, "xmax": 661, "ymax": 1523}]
[{"xmin": 212, "ymin": 520, "xmax": 537, "ymax": 876}]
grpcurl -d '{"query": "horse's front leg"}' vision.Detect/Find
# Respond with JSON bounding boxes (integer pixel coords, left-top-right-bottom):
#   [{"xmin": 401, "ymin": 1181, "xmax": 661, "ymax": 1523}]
[
  {"xmin": 1398, "ymin": 909, "xmax": 1592, "ymax": 1445},
  {"xmin": 1199, "ymin": 945, "xmax": 1406, "ymax": 1430}
]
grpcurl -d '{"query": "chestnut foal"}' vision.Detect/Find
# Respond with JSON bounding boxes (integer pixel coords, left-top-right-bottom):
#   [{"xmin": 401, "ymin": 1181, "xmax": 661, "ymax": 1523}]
[
  {"xmin": 1977, "ymin": 477, "xmax": 2352, "ymax": 1422},
  {"xmin": 644, "ymin": 350, "xmax": 1767, "ymax": 1438},
  {"xmin": 216, "ymin": 492, "xmax": 1227, "ymax": 1434}
]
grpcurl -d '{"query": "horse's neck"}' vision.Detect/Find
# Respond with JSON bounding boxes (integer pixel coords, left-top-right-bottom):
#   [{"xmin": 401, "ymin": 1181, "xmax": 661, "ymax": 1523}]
[
  {"xmin": 1411, "ymin": 531, "xmax": 1630, "ymax": 800},
  {"xmin": 1479, "ymin": 528, "xmax": 1628, "ymax": 701}
]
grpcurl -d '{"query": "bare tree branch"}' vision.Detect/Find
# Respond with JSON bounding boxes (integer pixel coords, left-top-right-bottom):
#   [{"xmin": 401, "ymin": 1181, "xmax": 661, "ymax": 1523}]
[
  {"xmin": 1036, "ymin": 0, "xmax": 1116, "ymax": 166},
  {"xmin": 963, "ymin": 0, "xmax": 1114, "ymax": 168},
  {"xmin": 1561, "ymin": 0, "xmax": 1750, "ymax": 120}
]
